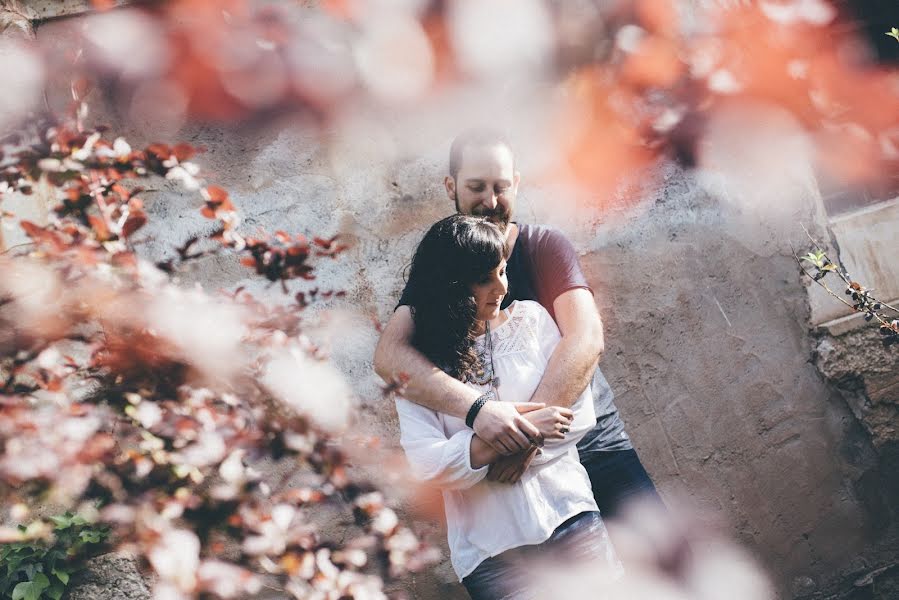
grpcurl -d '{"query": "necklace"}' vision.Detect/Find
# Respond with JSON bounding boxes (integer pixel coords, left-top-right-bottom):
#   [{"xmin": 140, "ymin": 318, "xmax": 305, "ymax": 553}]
[{"xmin": 470, "ymin": 320, "xmax": 501, "ymax": 389}]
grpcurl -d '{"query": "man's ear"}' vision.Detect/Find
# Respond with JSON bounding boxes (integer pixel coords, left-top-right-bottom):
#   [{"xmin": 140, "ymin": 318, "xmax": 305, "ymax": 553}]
[
  {"xmin": 444, "ymin": 175, "xmax": 456, "ymax": 203},
  {"xmin": 513, "ymin": 171, "xmax": 521, "ymax": 192}
]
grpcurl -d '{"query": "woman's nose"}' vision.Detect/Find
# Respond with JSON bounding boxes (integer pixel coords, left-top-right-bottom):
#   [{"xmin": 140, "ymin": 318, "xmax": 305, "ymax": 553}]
[{"xmin": 494, "ymin": 276, "xmax": 508, "ymax": 295}]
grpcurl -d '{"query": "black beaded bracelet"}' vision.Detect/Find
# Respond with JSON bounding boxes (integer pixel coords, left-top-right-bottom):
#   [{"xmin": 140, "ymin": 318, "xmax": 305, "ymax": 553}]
[{"xmin": 465, "ymin": 391, "xmax": 493, "ymax": 428}]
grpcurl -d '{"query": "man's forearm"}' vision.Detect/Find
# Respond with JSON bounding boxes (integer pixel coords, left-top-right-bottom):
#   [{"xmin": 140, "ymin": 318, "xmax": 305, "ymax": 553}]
[
  {"xmin": 375, "ymin": 306, "xmax": 543, "ymax": 455},
  {"xmin": 530, "ymin": 333, "xmax": 600, "ymax": 409},
  {"xmin": 374, "ymin": 332, "xmax": 480, "ymax": 419}
]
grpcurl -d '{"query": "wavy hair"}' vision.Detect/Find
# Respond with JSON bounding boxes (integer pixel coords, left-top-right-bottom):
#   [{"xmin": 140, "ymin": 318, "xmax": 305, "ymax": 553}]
[{"xmin": 405, "ymin": 214, "xmax": 507, "ymax": 381}]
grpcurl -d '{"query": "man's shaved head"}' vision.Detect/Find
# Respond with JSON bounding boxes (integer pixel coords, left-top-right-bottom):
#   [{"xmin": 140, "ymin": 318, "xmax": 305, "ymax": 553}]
[{"xmin": 448, "ymin": 129, "xmax": 515, "ymax": 178}]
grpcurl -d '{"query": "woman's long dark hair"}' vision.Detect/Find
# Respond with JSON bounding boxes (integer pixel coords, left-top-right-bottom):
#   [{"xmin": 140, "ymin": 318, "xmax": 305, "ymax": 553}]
[{"xmin": 406, "ymin": 214, "xmax": 507, "ymax": 381}]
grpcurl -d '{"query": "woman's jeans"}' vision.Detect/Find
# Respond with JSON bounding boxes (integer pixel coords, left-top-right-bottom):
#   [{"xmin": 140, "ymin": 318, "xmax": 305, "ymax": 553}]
[{"xmin": 461, "ymin": 511, "xmax": 618, "ymax": 600}]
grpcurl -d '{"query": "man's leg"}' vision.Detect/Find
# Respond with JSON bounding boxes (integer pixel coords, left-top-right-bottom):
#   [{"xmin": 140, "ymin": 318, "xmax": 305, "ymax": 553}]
[{"xmin": 580, "ymin": 448, "xmax": 663, "ymax": 520}]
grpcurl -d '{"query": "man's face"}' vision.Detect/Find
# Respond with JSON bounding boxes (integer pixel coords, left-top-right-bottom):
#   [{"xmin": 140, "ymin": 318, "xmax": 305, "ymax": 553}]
[{"xmin": 446, "ymin": 143, "xmax": 519, "ymax": 229}]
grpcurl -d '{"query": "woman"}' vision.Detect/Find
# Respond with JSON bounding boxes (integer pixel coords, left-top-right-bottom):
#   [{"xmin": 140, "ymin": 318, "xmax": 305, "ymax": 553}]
[{"xmin": 395, "ymin": 214, "xmax": 620, "ymax": 599}]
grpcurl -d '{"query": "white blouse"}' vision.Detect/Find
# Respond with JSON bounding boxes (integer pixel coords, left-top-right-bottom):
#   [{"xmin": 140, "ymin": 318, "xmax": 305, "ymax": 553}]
[{"xmin": 395, "ymin": 300, "xmax": 598, "ymax": 580}]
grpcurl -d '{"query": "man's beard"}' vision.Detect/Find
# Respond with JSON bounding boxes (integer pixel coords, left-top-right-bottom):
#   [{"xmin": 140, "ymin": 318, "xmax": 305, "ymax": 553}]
[{"xmin": 454, "ymin": 191, "xmax": 511, "ymax": 230}]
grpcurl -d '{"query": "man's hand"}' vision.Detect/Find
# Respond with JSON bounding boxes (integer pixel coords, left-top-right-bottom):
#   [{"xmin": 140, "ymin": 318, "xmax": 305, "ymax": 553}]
[
  {"xmin": 487, "ymin": 446, "xmax": 540, "ymax": 483},
  {"xmin": 472, "ymin": 402, "xmax": 544, "ymax": 455},
  {"xmin": 521, "ymin": 406, "xmax": 573, "ymax": 441}
]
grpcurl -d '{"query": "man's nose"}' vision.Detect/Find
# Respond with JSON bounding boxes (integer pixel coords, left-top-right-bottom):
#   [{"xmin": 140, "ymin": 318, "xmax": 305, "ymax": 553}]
[{"xmin": 482, "ymin": 193, "xmax": 497, "ymax": 210}]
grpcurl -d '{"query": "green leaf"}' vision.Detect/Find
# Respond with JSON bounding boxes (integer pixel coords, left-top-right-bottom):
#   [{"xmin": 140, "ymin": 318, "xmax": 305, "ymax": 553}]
[
  {"xmin": 47, "ymin": 582, "xmax": 65, "ymax": 600},
  {"xmin": 11, "ymin": 582, "xmax": 28, "ymax": 600},
  {"xmin": 48, "ymin": 515, "xmax": 71, "ymax": 529},
  {"xmin": 12, "ymin": 573, "xmax": 49, "ymax": 600},
  {"xmin": 887, "ymin": 27, "xmax": 899, "ymax": 42},
  {"xmin": 51, "ymin": 568, "xmax": 69, "ymax": 586},
  {"xmin": 69, "ymin": 515, "xmax": 87, "ymax": 527}
]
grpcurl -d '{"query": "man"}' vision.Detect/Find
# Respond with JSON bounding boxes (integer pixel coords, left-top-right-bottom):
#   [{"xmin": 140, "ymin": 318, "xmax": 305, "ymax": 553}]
[{"xmin": 374, "ymin": 129, "xmax": 660, "ymax": 518}]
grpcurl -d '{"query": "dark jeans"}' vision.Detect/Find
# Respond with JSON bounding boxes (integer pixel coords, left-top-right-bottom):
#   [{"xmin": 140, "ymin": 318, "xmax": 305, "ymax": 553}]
[
  {"xmin": 580, "ymin": 448, "xmax": 663, "ymax": 520},
  {"xmin": 462, "ymin": 511, "xmax": 616, "ymax": 600}
]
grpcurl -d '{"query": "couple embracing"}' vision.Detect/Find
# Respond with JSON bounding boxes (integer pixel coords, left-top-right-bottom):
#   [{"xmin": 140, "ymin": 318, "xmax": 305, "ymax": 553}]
[{"xmin": 374, "ymin": 130, "xmax": 662, "ymax": 599}]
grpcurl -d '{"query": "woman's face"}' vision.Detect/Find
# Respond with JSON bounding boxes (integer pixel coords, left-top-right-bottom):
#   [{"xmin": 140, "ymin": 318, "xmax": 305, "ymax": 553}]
[{"xmin": 470, "ymin": 259, "xmax": 508, "ymax": 321}]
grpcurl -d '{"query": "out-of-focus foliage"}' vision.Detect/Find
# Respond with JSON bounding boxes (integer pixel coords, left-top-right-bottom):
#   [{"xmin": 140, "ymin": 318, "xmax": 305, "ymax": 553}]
[
  {"xmin": 2, "ymin": 0, "xmax": 896, "ymax": 206},
  {"xmin": 0, "ymin": 118, "xmax": 436, "ymax": 599},
  {"xmin": 0, "ymin": 511, "xmax": 109, "ymax": 600}
]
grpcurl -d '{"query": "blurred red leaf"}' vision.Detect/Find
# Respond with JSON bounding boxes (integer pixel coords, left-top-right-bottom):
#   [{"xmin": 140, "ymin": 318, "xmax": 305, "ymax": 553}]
[
  {"xmin": 122, "ymin": 210, "xmax": 147, "ymax": 238},
  {"xmin": 146, "ymin": 143, "xmax": 173, "ymax": 160},
  {"xmin": 88, "ymin": 214, "xmax": 112, "ymax": 241},
  {"xmin": 90, "ymin": 0, "xmax": 117, "ymax": 10},
  {"xmin": 173, "ymin": 143, "xmax": 197, "ymax": 162}
]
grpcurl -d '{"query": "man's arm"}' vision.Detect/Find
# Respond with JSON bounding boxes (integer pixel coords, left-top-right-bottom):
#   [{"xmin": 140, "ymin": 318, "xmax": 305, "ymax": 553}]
[
  {"xmin": 374, "ymin": 306, "xmax": 543, "ymax": 455},
  {"xmin": 529, "ymin": 288, "xmax": 604, "ymax": 408},
  {"xmin": 488, "ymin": 289, "xmax": 603, "ymax": 482}
]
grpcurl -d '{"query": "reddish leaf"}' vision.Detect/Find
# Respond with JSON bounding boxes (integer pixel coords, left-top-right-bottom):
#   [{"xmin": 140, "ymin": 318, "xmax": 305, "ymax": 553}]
[
  {"xmin": 90, "ymin": 0, "xmax": 117, "ymax": 11},
  {"xmin": 111, "ymin": 252, "xmax": 137, "ymax": 268},
  {"xmin": 88, "ymin": 214, "xmax": 112, "ymax": 241},
  {"xmin": 146, "ymin": 143, "xmax": 172, "ymax": 160},
  {"xmin": 121, "ymin": 210, "xmax": 147, "ymax": 238},
  {"xmin": 313, "ymin": 236, "xmax": 336, "ymax": 249},
  {"xmin": 19, "ymin": 220, "xmax": 44, "ymax": 239},
  {"xmin": 111, "ymin": 183, "xmax": 131, "ymax": 200},
  {"xmin": 206, "ymin": 185, "xmax": 229, "ymax": 204},
  {"xmin": 172, "ymin": 143, "xmax": 197, "ymax": 162},
  {"xmin": 285, "ymin": 245, "xmax": 309, "ymax": 265}
]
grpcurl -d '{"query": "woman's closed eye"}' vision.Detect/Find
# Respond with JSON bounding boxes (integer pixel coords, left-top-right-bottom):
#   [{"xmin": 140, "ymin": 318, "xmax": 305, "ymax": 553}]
[{"xmin": 478, "ymin": 269, "xmax": 505, "ymax": 284}]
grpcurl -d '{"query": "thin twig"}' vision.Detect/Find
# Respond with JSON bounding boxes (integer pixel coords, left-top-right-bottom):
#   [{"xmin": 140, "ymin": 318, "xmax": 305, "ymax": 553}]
[
  {"xmin": 798, "ymin": 224, "xmax": 899, "ymax": 316},
  {"xmin": 0, "ymin": 241, "xmax": 35, "ymax": 255},
  {"xmin": 792, "ymin": 247, "xmax": 895, "ymax": 330}
]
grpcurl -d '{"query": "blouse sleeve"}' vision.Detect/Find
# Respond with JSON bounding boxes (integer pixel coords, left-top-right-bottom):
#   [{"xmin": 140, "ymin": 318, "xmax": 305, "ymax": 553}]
[
  {"xmin": 529, "ymin": 302, "xmax": 597, "ymax": 465},
  {"xmin": 395, "ymin": 397, "xmax": 489, "ymax": 490}
]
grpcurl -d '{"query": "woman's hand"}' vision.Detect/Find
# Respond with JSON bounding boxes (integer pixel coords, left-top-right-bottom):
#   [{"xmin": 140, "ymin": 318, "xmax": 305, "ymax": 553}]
[{"xmin": 521, "ymin": 406, "xmax": 573, "ymax": 441}]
